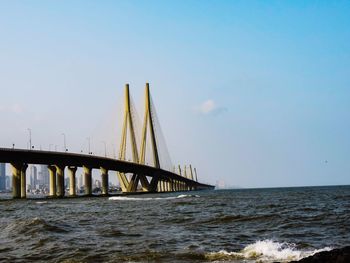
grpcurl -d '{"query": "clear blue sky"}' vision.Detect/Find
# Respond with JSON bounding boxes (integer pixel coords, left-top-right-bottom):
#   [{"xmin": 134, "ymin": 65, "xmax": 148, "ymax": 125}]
[{"xmin": 0, "ymin": 1, "xmax": 349, "ymax": 187}]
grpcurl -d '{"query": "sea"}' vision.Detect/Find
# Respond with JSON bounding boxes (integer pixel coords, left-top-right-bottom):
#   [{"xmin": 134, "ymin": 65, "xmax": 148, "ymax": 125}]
[{"xmin": 0, "ymin": 185, "xmax": 349, "ymax": 263}]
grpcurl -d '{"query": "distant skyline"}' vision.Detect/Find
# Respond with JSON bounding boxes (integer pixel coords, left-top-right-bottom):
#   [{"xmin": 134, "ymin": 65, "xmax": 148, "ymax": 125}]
[{"xmin": 0, "ymin": 1, "xmax": 349, "ymax": 187}]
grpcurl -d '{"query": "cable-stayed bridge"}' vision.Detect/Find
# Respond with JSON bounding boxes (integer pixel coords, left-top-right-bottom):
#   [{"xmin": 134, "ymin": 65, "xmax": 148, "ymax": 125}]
[{"xmin": 0, "ymin": 83, "xmax": 214, "ymax": 199}]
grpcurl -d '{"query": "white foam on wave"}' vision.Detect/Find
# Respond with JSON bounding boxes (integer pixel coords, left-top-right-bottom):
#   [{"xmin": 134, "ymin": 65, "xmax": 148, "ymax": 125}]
[
  {"xmin": 206, "ymin": 240, "xmax": 332, "ymax": 262},
  {"xmin": 109, "ymin": 194, "xmax": 200, "ymax": 201},
  {"xmin": 35, "ymin": 201, "xmax": 48, "ymax": 204}
]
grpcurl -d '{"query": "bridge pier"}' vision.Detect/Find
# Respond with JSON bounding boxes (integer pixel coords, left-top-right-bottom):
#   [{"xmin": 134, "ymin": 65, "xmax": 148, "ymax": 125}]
[
  {"xmin": 11, "ymin": 163, "xmax": 22, "ymax": 198},
  {"xmin": 20, "ymin": 164, "xmax": 28, "ymax": 198},
  {"xmin": 170, "ymin": 179, "xmax": 174, "ymax": 192},
  {"xmin": 166, "ymin": 181, "xmax": 169, "ymax": 192},
  {"xmin": 48, "ymin": 165, "xmax": 57, "ymax": 197},
  {"xmin": 83, "ymin": 166, "xmax": 92, "ymax": 196},
  {"xmin": 68, "ymin": 166, "xmax": 77, "ymax": 196},
  {"xmin": 100, "ymin": 167, "xmax": 108, "ymax": 196},
  {"xmin": 55, "ymin": 165, "xmax": 65, "ymax": 198}
]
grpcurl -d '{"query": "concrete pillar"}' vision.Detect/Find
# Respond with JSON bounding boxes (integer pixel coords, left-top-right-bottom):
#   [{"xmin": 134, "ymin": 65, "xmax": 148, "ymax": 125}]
[
  {"xmin": 48, "ymin": 165, "xmax": 57, "ymax": 197},
  {"xmin": 11, "ymin": 163, "xmax": 21, "ymax": 198},
  {"xmin": 170, "ymin": 180, "xmax": 174, "ymax": 192},
  {"xmin": 68, "ymin": 167, "xmax": 77, "ymax": 196},
  {"xmin": 83, "ymin": 166, "xmax": 92, "ymax": 195},
  {"xmin": 20, "ymin": 164, "xmax": 28, "ymax": 198},
  {"xmin": 100, "ymin": 167, "xmax": 108, "ymax": 196},
  {"xmin": 55, "ymin": 165, "xmax": 65, "ymax": 198}
]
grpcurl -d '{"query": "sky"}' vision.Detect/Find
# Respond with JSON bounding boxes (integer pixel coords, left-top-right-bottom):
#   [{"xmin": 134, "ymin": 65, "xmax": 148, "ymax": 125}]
[{"xmin": 0, "ymin": 0, "xmax": 349, "ymax": 188}]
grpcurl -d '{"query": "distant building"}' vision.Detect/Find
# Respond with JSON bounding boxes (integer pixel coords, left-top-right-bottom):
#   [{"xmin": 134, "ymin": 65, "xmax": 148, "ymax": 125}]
[
  {"xmin": 5, "ymin": 176, "xmax": 11, "ymax": 190},
  {"xmin": 215, "ymin": 180, "xmax": 226, "ymax": 189},
  {"xmin": 38, "ymin": 165, "xmax": 49, "ymax": 186},
  {"xmin": 30, "ymin": 165, "xmax": 38, "ymax": 189},
  {"xmin": 95, "ymin": 179, "xmax": 101, "ymax": 188},
  {"xmin": 77, "ymin": 174, "xmax": 83, "ymax": 189},
  {"xmin": 0, "ymin": 163, "xmax": 6, "ymax": 191},
  {"xmin": 65, "ymin": 177, "xmax": 69, "ymax": 189}
]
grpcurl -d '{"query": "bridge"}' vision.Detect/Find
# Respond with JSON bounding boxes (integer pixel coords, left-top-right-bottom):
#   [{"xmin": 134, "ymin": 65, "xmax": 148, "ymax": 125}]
[{"xmin": 0, "ymin": 83, "xmax": 214, "ymax": 199}]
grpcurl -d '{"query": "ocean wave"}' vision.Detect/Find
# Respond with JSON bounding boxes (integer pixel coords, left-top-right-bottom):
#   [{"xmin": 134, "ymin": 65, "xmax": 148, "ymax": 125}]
[
  {"xmin": 199, "ymin": 214, "xmax": 280, "ymax": 225},
  {"xmin": 205, "ymin": 240, "xmax": 332, "ymax": 262},
  {"xmin": 108, "ymin": 194, "xmax": 200, "ymax": 201},
  {"xmin": 36, "ymin": 201, "xmax": 48, "ymax": 204},
  {"xmin": 4, "ymin": 217, "xmax": 68, "ymax": 236}
]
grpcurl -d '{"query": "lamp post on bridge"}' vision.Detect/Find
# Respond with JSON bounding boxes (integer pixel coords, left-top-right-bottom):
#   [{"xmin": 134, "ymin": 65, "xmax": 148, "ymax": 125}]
[
  {"xmin": 111, "ymin": 143, "xmax": 116, "ymax": 159},
  {"xmin": 101, "ymin": 141, "xmax": 107, "ymax": 157},
  {"xmin": 87, "ymin": 137, "xmax": 92, "ymax": 155},
  {"xmin": 27, "ymin": 128, "xmax": 32, "ymax": 150},
  {"xmin": 61, "ymin": 133, "xmax": 67, "ymax": 152}
]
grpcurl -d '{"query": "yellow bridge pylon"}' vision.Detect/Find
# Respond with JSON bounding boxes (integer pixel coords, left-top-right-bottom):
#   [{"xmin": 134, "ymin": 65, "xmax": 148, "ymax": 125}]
[{"xmin": 117, "ymin": 83, "xmax": 161, "ymax": 192}]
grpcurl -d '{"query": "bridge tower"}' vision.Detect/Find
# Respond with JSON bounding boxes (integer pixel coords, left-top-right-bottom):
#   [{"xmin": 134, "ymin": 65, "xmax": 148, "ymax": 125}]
[
  {"xmin": 139, "ymin": 83, "xmax": 161, "ymax": 192},
  {"xmin": 117, "ymin": 84, "xmax": 150, "ymax": 192}
]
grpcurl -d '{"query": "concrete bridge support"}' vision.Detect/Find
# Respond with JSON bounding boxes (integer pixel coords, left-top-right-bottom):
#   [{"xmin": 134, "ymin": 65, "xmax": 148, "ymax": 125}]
[
  {"xmin": 48, "ymin": 166, "xmax": 57, "ymax": 197},
  {"xmin": 20, "ymin": 164, "xmax": 28, "ymax": 198},
  {"xmin": 56, "ymin": 165, "xmax": 65, "ymax": 198},
  {"xmin": 83, "ymin": 166, "xmax": 92, "ymax": 195},
  {"xmin": 170, "ymin": 180, "xmax": 174, "ymax": 192},
  {"xmin": 100, "ymin": 167, "xmax": 108, "ymax": 195},
  {"xmin": 11, "ymin": 163, "xmax": 22, "ymax": 198},
  {"xmin": 68, "ymin": 167, "xmax": 77, "ymax": 196}
]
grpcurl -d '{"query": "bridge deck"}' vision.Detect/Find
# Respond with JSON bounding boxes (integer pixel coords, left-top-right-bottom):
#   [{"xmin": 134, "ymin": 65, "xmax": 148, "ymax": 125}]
[{"xmin": 0, "ymin": 148, "xmax": 214, "ymax": 189}]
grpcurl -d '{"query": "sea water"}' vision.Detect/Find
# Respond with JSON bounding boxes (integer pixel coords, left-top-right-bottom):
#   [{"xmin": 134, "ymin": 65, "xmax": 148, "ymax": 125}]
[{"xmin": 0, "ymin": 186, "xmax": 349, "ymax": 262}]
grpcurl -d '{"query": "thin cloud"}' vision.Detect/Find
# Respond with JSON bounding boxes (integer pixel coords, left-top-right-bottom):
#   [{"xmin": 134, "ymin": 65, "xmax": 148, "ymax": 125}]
[
  {"xmin": 195, "ymin": 99, "xmax": 227, "ymax": 116},
  {"xmin": 11, "ymin": 103, "xmax": 23, "ymax": 114},
  {"xmin": 0, "ymin": 103, "xmax": 24, "ymax": 114}
]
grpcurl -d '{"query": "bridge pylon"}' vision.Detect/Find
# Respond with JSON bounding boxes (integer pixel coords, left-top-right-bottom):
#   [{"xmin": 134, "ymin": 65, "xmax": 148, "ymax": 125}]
[
  {"xmin": 117, "ymin": 84, "xmax": 150, "ymax": 192},
  {"xmin": 140, "ymin": 83, "xmax": 161, "ymax": 192}
]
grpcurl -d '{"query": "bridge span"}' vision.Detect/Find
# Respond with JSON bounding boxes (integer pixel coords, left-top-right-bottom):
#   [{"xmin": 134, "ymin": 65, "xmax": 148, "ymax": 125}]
[
  {"xmin": 1, "ymin": 83, "xmax": 214, "ymax": 199},
  {"xmin": 0, "ymin": 148, "xmax": 214, "ymax": 199}
]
